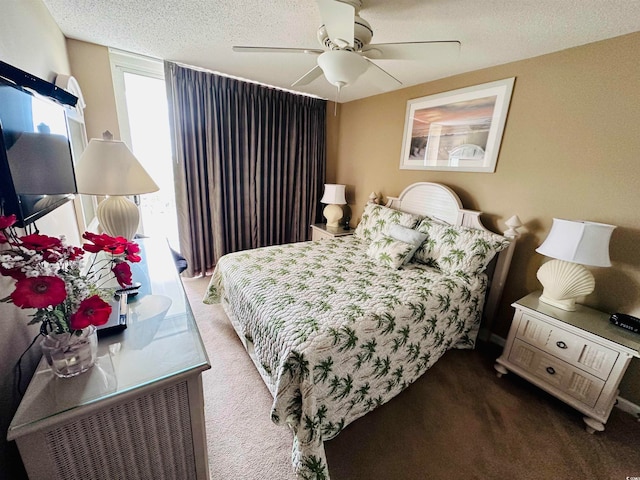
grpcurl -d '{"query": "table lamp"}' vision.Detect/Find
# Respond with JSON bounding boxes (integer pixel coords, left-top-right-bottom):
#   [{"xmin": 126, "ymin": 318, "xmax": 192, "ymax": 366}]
[
  {"xmin": 75, "ymin": 131, "xmax": 159, "ymax": 239},
  {"xmin": 535, "ymin": 218, "xmax": 615, "ymax": 311},
  {"xmin": 320, "ymin": 184, "xmax": 347, "ymax": 228}
]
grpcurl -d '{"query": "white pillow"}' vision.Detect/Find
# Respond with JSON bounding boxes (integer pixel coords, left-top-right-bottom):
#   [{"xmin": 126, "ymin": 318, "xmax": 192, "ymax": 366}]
[{"xmin": 388, "ymin": 223, "xmax": 428, "ymax": 247}]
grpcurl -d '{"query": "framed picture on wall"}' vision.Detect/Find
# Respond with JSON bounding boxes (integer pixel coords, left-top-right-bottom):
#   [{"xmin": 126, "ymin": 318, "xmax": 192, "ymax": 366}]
[{"xmin": 399, "ymin": 77, "xmax": 515, "ymax": 173}]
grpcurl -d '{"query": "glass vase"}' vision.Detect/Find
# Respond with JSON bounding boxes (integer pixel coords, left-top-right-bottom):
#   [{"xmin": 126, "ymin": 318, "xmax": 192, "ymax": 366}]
[{"xmin": 41, "ymin": 325, "xmax": 98, "ymax": 378}]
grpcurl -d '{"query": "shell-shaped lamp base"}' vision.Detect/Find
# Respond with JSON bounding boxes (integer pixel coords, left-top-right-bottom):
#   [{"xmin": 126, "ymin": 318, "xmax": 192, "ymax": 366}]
[{"xmin": 536, "ymin": 259, "xmax": 595, "ymax": 311}]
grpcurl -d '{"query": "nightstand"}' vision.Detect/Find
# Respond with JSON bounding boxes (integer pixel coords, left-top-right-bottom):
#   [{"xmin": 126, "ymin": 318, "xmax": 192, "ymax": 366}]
[
  {"xmin": 310, "ymin": 223, "xmax": 354, "ymax": 241},
  {"xmin": 495, "ymin": 291, "xmax": 640, "ymax": 433}
]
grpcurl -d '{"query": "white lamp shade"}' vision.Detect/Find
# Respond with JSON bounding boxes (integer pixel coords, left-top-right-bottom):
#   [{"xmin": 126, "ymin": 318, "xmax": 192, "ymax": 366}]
[
  {"xmin": 320, "ymin": 184, "xmax": 346, "ymax": 205},
  {"xmin": 75, "ymin": 132, "xmax": 159, "ymax": 239},
  {"xmin": 536, "ymin": 218, "xmax": 615, "ymax": 311},
  {"xmin": 317, "ymin": 51, "xmax": 368, "ymax": 87},
  {"xmin": 536, "ymin": 218, "xmax": 615, "ymax": 267},
  {"xmin": 75, "ymin": 136, "xmax": 159, "ymax": 195}
]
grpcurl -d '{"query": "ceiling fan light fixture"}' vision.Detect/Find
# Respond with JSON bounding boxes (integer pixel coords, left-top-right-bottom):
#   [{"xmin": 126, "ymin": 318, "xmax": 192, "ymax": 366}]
[
  {"xmin": 317, "ymin": 50, "xmax": 368, "ymax": 88},
  {"xmin": 233, "ymin": 0, "xmax": 461, "ymax": 96}
]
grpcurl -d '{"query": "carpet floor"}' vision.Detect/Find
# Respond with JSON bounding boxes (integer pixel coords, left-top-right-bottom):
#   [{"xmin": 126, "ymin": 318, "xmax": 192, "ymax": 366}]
[{"xmin": 182, "ymin": 276, "xmax": 640, "ymax": 480}]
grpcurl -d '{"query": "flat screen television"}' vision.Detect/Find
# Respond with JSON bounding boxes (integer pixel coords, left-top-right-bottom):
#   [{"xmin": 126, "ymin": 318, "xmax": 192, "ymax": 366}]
[{"xmin": 0, "ymin": 76, "xmax": 77, "ymax": 227}]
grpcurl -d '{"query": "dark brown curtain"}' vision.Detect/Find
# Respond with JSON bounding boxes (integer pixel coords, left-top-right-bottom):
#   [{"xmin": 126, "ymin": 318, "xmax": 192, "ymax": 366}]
[{"xmin": 165, "ymin": 62, "xmax": 326, "ymax": 276}]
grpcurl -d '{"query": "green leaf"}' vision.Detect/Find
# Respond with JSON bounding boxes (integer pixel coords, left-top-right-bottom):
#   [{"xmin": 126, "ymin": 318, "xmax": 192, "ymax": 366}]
[{"xmin": 313, "ymin": 357, "xmax": 333, "ymax": 383}]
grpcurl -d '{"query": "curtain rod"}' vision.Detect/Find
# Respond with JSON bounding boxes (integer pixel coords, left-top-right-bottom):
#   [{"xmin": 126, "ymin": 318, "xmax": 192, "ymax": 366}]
[{"xmin": 168, "ymin": 60, "xmax": 326, "ymax": 101}]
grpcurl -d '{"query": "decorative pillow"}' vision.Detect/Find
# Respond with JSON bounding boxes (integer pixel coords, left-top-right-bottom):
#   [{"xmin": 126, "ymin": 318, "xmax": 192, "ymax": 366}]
[
  {"xmin": 388, "ymin": 223, "xmax": 428, "ymax": 247},
  {"xmin": 413, "ymin": 218, "xmax": 511, "ymax": 275},
  {"xmin": 411, "ymin": 216, "xmax": 448, "ymax": 268},
  {"xmin": 354, "ymin": 204, "xmax": 422, "ymax": 242},
  {"xmin": 367, "ymin": 234, "xmax": 418, "ymax": 269},
  {"xmin": 387, "ymin": 223, "xmax": 428, "ymax": 265}
]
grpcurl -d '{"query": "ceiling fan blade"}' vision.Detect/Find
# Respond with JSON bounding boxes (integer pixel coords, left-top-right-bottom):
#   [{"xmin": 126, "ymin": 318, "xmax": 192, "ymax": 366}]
[
  {"xmin": 233, "ymin": 46, "xmax": 324, "ymax": 55},
  {"xmin": 316, "ymin": 0, "xmax": 355, "ymax": 47},
  {"xmin": 362, "ymin": 41, "xmax": 461, "ymax": 60},
  {"xmin": 363, "ymin": 59, "xmax": 402, "ymax": 91},
  {"xmin": 291, "ymin": 65, "xmax": 324, "ymax": 87}
]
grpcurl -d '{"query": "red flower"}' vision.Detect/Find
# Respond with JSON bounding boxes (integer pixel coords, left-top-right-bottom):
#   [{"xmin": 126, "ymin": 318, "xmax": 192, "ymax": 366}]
[
  {"xmin": 42, "ymin": 250, "xmax": 62, "ymax": 263},
  {"xmin": 19, "ymin": 234, "xmax": 62, "ymax": 252},
  {"xmin": 68, "ymin": 246, "xmax": 85, "ymax": 261},
  {"xmin": 0, "ymin": 214, "xmax": 16, "ymax": 229},
  {"xmin": 10, "ymin": 276, "xmax": 67, "ymax": 309},
  {"xmin": 124, "ymin": 241, "xmax": 141, "ymax": 263},
  {"xmin": 112, "ymin": 262, "xmax": 133, "ymax": 287},
  {"xmin": 70, "ymin": 295, "xmax": 112, "ymax": 329},
  {"xmin": 82, "ymin": 232, "xmax": 140, "ymax": 262},
  {"xmin": 0, "ymin": 265, "xmax": 26, "ymax": 280},
  {"xmin": 82, "ymin": 232, "xmax": 126, "ymax": 255}
]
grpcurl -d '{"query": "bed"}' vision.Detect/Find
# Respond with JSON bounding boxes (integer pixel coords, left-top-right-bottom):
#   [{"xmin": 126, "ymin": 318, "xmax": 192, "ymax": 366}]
[{"xmin": 203, "ymin": 182, "xmax": 520, "ymax": 479}]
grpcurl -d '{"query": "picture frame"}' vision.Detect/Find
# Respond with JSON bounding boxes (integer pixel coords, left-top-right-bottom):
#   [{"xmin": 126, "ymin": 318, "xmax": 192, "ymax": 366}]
[{"xmin": 399, "ymin": 77, "xmax": 515, "ymax": 173}]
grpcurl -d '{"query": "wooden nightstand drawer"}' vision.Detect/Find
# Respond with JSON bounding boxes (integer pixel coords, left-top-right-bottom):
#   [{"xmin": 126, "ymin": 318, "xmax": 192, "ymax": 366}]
[
  {"xmin": 516, "ymin": 312, "xmax": 618, "ymax": 380},
  {"xmin": 509, "ymin": 339, "xmax": 605, "ymax": 408}
]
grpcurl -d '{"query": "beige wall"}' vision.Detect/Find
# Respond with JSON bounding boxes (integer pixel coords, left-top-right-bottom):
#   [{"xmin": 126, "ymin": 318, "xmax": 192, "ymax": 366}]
[
  {"xmin": 328, "ymin": 31, "xmax": 640, "ymax": 402},
  {"xmin": 0, "ymin": 0, "xmax": 69, "ymax": 83},
  {"xmin": 66, "ymin": 39, "xmax": 120, "ymax": 141},
  {"xmin": 0, "ymin": 1, "xmax": 77, "ymax": 477}
]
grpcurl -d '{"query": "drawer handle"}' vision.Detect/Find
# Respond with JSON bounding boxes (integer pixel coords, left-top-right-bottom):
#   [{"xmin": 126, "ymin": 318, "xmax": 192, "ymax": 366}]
[
  {"xmin": 546, "ymin": 366, "xmax": 556, "ymax": 375},
  {"xmin": 556, "ymin": 341, "xmax": 568, "ymax": 349}
]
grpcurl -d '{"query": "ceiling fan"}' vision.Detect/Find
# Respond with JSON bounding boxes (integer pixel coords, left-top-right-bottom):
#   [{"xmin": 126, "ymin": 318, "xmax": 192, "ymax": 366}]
[{"xmin": 233, "ymin": 0, "xmax": 461, "ymax": 97}]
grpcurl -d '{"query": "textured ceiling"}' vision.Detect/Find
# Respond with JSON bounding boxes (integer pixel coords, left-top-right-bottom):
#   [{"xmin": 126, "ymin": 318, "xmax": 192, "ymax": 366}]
[{"xmin": 42, "ymin": 0, "xmax": 640, "ymax": 103}]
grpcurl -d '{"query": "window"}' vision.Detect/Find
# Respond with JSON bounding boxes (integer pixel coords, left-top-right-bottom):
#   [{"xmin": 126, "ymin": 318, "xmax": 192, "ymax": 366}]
[{"xmin": 109, "ymin": 49, "xmax": 179, "ymax": 249}]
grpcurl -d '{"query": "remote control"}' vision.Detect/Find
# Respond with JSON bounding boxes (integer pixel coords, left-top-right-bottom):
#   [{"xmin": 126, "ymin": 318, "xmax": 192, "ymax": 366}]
[
  {"xmin": 609, "ymin": 312, "xmax": 640, "ymax": 334},
  {"xmin": 115, "ymin": 281, "xmax": 142, "ymax": 297}
]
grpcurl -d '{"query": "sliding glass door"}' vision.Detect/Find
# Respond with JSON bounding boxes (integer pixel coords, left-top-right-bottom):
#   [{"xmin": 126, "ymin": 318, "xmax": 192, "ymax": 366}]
[{"xmin": 110, "ymin": 49, "xmax": 179, "ymax": 249}]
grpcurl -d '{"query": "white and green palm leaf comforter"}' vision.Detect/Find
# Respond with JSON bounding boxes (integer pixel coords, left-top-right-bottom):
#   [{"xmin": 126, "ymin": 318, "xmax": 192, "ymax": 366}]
[{"xmin": 204, "ymin": 236, "xmax": 488, "ymax": 480}]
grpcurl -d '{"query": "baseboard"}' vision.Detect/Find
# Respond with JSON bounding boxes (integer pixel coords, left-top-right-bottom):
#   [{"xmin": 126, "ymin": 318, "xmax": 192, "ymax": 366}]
[
  {"xmin": 487, "ymin": 333, "xmax": 505, "ymax": 347},
  {"xmin": 486, "ymin": 333, "xmax": 640, "ymax": 419},
  {"xmin": 616, "ymin": 396, "xmax": 640, "ymax": 420},
  {"xmin": 478, "ymin": 328, "xmax": 505, "ymax": 346}
]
